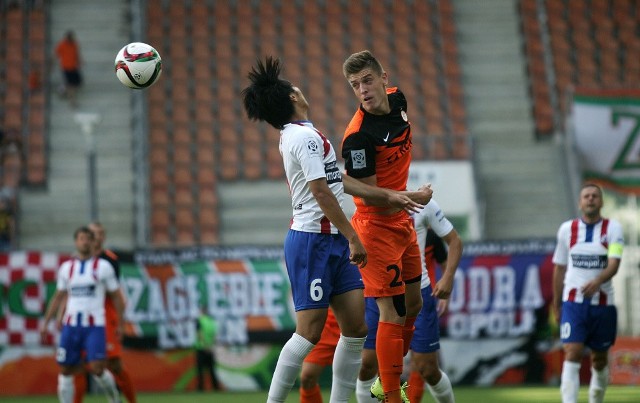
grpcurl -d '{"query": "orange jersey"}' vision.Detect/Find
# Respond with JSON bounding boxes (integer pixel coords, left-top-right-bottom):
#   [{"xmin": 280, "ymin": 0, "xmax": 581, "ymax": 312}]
[
  {"xmin": 101, "ymin": 249, "xmax": 123, "ymax": 358},
  {"xmin": 55, "ymin": 40, "xmax": 80, "ymax": 70},
  {"xmin": 342, "ymin": 87, "xmax": 412, "ymax": 214}
]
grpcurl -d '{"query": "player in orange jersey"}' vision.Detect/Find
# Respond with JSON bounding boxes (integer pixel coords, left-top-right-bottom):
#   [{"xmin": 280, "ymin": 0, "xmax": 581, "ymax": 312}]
[
  {"xmin": 341, "ymin": 50, "xmax": 444, "ymax": 403},
  {"xmin": 72, "ymin": 222, "xmax": 136, "ymax": 403}
]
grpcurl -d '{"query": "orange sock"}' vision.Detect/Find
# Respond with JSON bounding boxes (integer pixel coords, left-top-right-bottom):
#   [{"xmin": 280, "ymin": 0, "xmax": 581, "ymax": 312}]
[
  {"xmin": 377, "ymin": 321, "xmax": 404, "ymax": 403},
  {"xmin": 73, "ymin": 373, "xmax": 87, "ymax": 403},
  {"xmin": 299, "ymin": 384, "xmax": 323, "ymax": 403},
  {"xmin": 407, "ymin": 371, "xmax": 425, "ymax": 403},
  {"xmin": 114, "ymin": 368, "xmax": 136, "ymax": 403},
  {"xmin": 402, "ymin": 317, "xmax": 417, "ymax": 356}
]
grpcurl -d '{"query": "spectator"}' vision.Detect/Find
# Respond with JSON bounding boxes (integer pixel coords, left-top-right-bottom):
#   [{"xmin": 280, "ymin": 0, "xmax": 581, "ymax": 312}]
[
  {"xmin": 0, "ymin": 196, "xmax": 14, "ymax": 251},
  {"xmin": 55, "ymin": 30, "xmax": 82, "ymax": 107}
]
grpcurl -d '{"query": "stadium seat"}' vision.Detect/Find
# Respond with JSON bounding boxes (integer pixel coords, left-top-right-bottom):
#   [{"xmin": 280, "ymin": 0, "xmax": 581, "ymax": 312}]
[{"xmin": 143, "ymin": 0, "xmax": 473, "ymax": 245}]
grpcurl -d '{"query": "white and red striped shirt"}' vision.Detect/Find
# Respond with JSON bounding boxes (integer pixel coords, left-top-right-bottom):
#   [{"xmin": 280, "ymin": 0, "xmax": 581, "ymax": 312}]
[
  {"xmin": 280, "ymin": 121, "xmax": 344, "ymax": 234},
  {"xmin": 552, "ymin": 217, "xmax": 624, "ymax": 305},
  {"xmin": 56, "ymin": 257, "xmax": 119, "ymax": 326}
]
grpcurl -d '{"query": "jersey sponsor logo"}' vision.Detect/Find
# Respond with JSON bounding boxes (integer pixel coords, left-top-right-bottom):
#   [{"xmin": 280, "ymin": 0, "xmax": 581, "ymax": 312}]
[
  {"xmin": 385, "ymin": 135, "xmax": 412, "ymax": 164},
  {"xmin": 70, "ymin": 284, "xmax": 97, "ymax": 297},
  {"xmin": 571, "ymin": 254, "xmax": 607, "ymax": 269},
  {"xmin": 351, "ymin": 149, "xmax": 366, "ymax": 169},
  {"xmin": 325, "ymin": 161, "xmax": 342, "ymax": 184},
  {"xmin": 306, "ymin": 137, "xmax": 321, "ymax": 157},
  {"xmin": 294, "ymin": 203, "xmax": 302, "ymax": 210}
]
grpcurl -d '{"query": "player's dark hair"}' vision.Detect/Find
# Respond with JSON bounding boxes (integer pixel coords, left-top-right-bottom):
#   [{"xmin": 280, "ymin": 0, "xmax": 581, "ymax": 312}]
[
  {"xmin": 342, "ymin": 50, "xmax": 384, "ymax": 78},
  {"xmin": 74, "ymin": 226, "xmax": 94, "ymax": 240},
  {"xmin": 242, "ymin": 57, "xmax": 294, "ymax": 130}
]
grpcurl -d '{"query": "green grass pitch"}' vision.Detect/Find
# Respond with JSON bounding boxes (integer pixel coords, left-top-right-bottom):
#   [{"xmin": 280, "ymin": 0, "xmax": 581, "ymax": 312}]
[{"xmin": 5, "ymin": 386, "xmax": 639, "ymax": 403}]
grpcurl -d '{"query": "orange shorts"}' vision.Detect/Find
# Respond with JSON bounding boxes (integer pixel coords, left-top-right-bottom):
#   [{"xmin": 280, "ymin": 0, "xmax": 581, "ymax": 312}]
[
  {"xmin": 105, "ymin": 306, "xmax": 122, "ymax": 359},
  {"xmin": 352, "ymin": 210, "xmax": 422, "ymax": 298},
  {"xmin": 303, "ymin": 309, "xmax": 340, "ymax": 366}
]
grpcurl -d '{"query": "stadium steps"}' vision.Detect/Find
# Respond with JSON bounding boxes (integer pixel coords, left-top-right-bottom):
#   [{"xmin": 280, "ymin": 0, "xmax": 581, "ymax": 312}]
[
  {"xmin": 453, "ymin": 0, "xmax": 573, "ymax": 240},
  {"xmin": 18, "ymin": 0, "xmax": 135, "ymax": 251},
  {"xmin": 217, "ymin": 181, "xmax": 292, "ymax": 246}
]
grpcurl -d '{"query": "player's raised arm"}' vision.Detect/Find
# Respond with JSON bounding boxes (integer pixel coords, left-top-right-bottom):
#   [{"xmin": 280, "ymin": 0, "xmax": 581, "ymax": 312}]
[{"xmin": 342, "ymin": 174, "xmax": 431, "ymax": 213}]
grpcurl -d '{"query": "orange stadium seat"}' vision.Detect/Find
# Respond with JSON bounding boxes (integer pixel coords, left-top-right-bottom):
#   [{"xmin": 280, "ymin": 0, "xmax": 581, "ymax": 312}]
[
  {"xmin": 198, "ymin": 186, "xmax": 218, "ymax": 210},
  {"xmin": 143, "ymin": 0, "xmax": 474, "ymax": 244}
]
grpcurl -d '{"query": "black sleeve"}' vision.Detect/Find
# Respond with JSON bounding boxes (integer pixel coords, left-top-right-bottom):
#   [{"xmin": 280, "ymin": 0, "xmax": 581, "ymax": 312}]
[
  {"xmin": 426, "ymin": 229, "xmax": 448, "ymax": 264},
  {"xmin": 101, "ymin": 252, "xmax": 121, "ymax": 278},
  {"xmin": 341, "ymin": 131, "xmax": 377, "ymax": 178},
  {"xmin": 390, "ymin": 90, "xmax": 408, "ymax": 113}
]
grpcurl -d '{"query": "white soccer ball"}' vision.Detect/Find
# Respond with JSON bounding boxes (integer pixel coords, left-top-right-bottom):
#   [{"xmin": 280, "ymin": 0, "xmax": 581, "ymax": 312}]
[{"xmin": 114, "ymin": 42, "xmax": 162, "ymax": 89}]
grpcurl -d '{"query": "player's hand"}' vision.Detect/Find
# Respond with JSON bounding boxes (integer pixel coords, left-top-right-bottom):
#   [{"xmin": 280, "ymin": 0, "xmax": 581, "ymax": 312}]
[
  {"xmin": 436, "ymin": 298, "xmax": 449, "ymax": 317},
  {"xmin": 388, "ymin": 192, "xmax": 424, "ymax": 214},
  {"xmin": 348, "ymin": 236, "xmax": 367, "ymax": 268},
  {"xmin": 581, "ymin": 279, "xmax": 601, "ymax": 298},
  {"xmin": 415, "ymin": 184, "xmax": 433, "ymax": 205},
  {"xmin": 39, "ymin": 322, "xmax": 50, "ymax": 345},
  {"xmin": 432, "ymin": 275, "xmax": 453, "ymax": 299}
]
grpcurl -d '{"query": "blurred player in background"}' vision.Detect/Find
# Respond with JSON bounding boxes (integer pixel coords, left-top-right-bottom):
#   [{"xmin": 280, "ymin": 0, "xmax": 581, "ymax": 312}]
[
  {"xmin": 83, "ymin": 222, "xmax": 136, "ymax": 403},
  {"xmin": 40, "ymin": 226, "xmax": 124, "ymax": 403},
  {"xmin": 356, "ymin": 199, "xmax": 462, "ymax": 403},
  {"xmin": 242, "ymin": 57, "xmax": 430, "ymax": 403},
  {"xmin": 342, "ymin": 50, "xmax": 436, "ymax": 403},
  {"xmin": 552, "ymin": 184, "xmax": 624, "ymax": 403}
]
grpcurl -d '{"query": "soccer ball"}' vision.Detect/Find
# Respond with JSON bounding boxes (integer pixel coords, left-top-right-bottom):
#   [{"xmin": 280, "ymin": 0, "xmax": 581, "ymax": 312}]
[{"xmin": 114, "ymin": 42, "xmax": 162, "ymax": 89}]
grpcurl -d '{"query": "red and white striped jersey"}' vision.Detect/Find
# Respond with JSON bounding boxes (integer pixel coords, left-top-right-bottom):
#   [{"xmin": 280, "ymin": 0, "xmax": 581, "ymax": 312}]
[
  {"xmin": 280, "ymin": 121, "xmax": 345, "ymax": 234},
  {"xmin": 56, "ymin": 257, "xmax": 119, "ymax": 326},
  {"xmin": 552, "ymin": 217, "xmax": 624, "ymax": 305}
]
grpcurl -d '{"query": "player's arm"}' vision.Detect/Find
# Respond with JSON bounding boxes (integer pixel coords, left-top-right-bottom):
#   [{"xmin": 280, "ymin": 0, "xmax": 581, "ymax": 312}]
[
  {"xmin": 108, "ymin": 289, "xmax": 125, "ymax": 339},
  {"xmin": 552, "ymin": 263, "xmax": 567, "ymax": 323},
  {"xmin": 342, "ymin": 174, "xmax": 430, "ymax": 213},
  {"xmin": 40, "ymin": 290, "xmax": 68, "ymax": 341},
  {"xmin": 581, "ymin": 227, "xmax": 623, "ymax": 297},
  {"xmin": 102, "ymin": 259, "xmax": 125, "ymax": 339},
  {"xmin": 581, "ymin": 257, "xmax": 621, "ymax": 298},
  {"xmin": 432, "ymin": 229, "xmax": 462, "ymax": 300},
  {"xmin": 55, "ymin": 293, "xmax": 68, "ymax": 330},
  {"xmin": 309, "ymin": 178, "xmax": 367, "ymax": 268}
]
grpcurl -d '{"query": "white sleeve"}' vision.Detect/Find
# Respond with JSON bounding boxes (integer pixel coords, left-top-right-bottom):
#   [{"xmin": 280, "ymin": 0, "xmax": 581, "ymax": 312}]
[
  {"xmin": 100, "ymin": 259, "xmax": 120, "ymax": 292},
  {"xmin": 552, "ymin": 222, "xmax": 569, "ymax": 265},
  {"xmin": 425, "ymin": 199, "xmax": 454, "ymax": 238},
  {"xmin": 291, "ymin": 134, "xmax": 326, "ymax": 182},
  {"xmin": 56, "ymin": 261, "xmax": 70, "ymax": 291},
  {"xmin": 608, "ymin": 219, "xmax": 624, "ymax": 259},
  {"xmin": 414, "ymin": 209, "xmax": 428, "ymax": 258}
]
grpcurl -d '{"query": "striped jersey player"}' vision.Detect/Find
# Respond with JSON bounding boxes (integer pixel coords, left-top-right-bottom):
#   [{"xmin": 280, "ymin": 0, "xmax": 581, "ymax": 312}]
[
  {"xmin": 40, "ymin": 226, "xmax": 124, "ymax": 403},
  {"xmin": 552, "ymin": 183, "xmax": 624, "ymax": 403}
]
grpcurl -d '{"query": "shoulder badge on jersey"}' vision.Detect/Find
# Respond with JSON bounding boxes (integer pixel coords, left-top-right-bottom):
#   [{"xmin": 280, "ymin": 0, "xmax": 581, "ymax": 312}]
[
  {"xmin": 351, "ymin": 149, "xmax": 366, "ymax": 169},
  {"xmin": 306, "ymin": 137, "xmax": 320, "ymax": 157}
]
